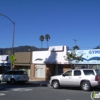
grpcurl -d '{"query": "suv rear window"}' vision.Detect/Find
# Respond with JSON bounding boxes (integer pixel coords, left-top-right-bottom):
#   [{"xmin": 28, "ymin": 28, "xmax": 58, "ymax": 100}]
[
  {"xmin": 95, "ymin": 69, "xmax": 100, "ymax": 75},
  {"xmin": 83, "ymin": 70, "xmax": 94, "ymax": 75}
]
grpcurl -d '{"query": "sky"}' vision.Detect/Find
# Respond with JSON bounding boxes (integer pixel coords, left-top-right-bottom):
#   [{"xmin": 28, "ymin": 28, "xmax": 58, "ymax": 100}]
[{"xmin": 0, "ymin": 0, "xmax": 100, "ymax": 50}]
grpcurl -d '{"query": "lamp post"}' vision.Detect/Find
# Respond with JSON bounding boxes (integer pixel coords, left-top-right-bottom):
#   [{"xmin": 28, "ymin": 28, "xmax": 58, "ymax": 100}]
[
  {"xmin": 0, "ymin": 13, "xmax": 15, "ymax": 55},
  {"xmin": 73, "ymin": 39, "xmax": 77, "ymax": 46}
]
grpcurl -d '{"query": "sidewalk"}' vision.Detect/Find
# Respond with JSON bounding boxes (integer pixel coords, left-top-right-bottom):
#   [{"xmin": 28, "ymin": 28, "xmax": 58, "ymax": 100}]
[{"xmin": 28, "ymin": 79, "xmax": 50, "ymax": 86}]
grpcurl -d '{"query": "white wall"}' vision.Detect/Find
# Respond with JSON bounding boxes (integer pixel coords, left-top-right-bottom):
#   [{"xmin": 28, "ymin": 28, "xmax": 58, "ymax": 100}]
[
  {"xmin": 0, "ymin": 55, "xmax": 10, "ymax": 63},
  {"xmin": 32, "ymin": 46, "xmax": 69, "ymax": 64}
]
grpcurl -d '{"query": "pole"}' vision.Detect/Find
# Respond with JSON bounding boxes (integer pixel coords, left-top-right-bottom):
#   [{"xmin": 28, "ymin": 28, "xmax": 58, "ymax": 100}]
[
  {"xmin": 12, "ymin": 22, "xmax": 15, "ymax": 54},
  {"xmin": 0, "ymin": 13, "xmax": 15, "ymax": 70},
  {"xmin": 73, "ymin": 39, "xmax": 77, "ymax": 46},
  {"xmin": 0, "ymin": 13, "xmax": 15, "ymax": 55}
]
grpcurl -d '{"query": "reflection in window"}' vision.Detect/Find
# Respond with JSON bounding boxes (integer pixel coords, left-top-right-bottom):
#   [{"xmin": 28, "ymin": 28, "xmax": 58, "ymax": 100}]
[
  {"xmin": 63, "ymin": 71, "xmax": 72, "ymax": 76},
  {"xmin": 83, "ymin": 70, "xmax": 94, "ymax": 75},
  {"xmin": 74, "ymin": 70, "xmax": 81, "ymax": 76}
]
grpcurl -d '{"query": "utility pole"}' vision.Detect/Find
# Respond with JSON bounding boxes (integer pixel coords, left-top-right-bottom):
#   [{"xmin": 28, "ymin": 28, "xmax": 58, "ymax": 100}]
[
  {"xmin": 0, "ymin": 13, "xmax": 15, "ymax": 70},
  {"xmin": 73, "ymin": 39, "xmax": 77, "ymax": 46}
]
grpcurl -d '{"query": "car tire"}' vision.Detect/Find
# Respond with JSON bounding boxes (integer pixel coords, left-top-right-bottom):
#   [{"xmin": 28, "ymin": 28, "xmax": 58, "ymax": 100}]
[
  {"xmin": 81, "ymin": 81, "xmax": 91, "ymax": 91},
  {"xmin": 52, "ymin": 80, "xmax": 60, "ymax": 89},
  {"xmin": 10, "ymin": 79, "xmax": 15, "ymax": 85}
]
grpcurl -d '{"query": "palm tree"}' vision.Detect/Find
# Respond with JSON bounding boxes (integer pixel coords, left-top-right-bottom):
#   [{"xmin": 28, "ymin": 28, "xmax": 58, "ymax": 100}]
[
  {"xmin": 39, "ymin": 35, "xmax": 44, "ymax": 49},
  {"xmin": 45, "ymin": 34, "xmax": 50, "ymax": 48}
]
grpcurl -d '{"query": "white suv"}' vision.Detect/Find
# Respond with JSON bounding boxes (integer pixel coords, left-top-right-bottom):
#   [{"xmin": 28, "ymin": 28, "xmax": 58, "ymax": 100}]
[
  {"xmin": 1, "ymin": 70, "xmax": 29, "ymax": 85},
  {"xmin": 50, "ymin": 69, "xmax": 100, "ymax": 91}
]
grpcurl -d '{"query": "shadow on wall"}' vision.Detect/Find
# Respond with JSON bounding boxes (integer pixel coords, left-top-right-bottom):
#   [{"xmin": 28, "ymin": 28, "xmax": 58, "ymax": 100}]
[{"xmin": 44, "ymin": 49, "xmax": 57, "ymax": 80}]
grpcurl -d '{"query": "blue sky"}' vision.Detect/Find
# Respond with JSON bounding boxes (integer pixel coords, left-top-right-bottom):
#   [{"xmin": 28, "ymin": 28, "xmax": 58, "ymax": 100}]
[{"xmin": 0, "ymin": 0, "xmax": 100, "ymax": 49}]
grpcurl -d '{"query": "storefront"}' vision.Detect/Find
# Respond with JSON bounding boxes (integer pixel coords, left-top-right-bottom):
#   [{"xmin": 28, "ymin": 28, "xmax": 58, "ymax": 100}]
[
  {"xmin": 14, "ymin": 52, "xmax": 31, "ymax": 78},
  {"xmin": 0, "ymin": 55, "xmax": 11, "ymax": 74},
  {"xmin": 30, "ymin": 46, "xmax": 70, "ymax": 80},
  {"xmin": 70, "ymin": 49, "xmax": 100, "ymax": 69}
]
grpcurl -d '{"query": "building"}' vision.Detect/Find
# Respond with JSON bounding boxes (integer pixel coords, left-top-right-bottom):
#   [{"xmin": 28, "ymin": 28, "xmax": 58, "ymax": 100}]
[
  {"xmin": 70, "ymin": 49, "xmax": 100, "ymax": 69},
  {"xmin": 31, "ymin": 45, "xmax": 71, "ymax": 80},
  {"xmin": 13, "ymin": 46, "xmax": 100, "ymax": 81},
  {"xmin": 14, "ymin": 52, "xmax": 31, "ymax": 77},
  {"xmin": 0, "ymin": 55, "xmax": 11, "ymax": 74},
  {"xmin": 13, "ymin": 46, "xmax": 71, "ymax": 81}
]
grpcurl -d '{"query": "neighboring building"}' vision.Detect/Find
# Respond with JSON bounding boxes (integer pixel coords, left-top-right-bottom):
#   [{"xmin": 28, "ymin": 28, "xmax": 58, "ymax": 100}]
[
  {"xmin": 0, "ymin": 55, "xmax": 11, "ymax": 74},
  {"xmin": 14, "ymin": 52, "xmax": 32, "ymax": 78},
  {"xmin": 31, "ymin": 46, "xmax": 71, "ymax": 80},
  {"xmin": 68, "ymin": 49, "xmax": 100, "ymax": 69}
]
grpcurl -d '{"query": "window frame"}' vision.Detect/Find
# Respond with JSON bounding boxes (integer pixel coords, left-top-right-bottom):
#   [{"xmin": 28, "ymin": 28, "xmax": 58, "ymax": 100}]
[
  {"xmin": 62, "ymin": 70, "xmax": 72, "ymax": 76},
  {"xmin": 74, "ymin": 70, "xmax": 81, "ymax": 76}
]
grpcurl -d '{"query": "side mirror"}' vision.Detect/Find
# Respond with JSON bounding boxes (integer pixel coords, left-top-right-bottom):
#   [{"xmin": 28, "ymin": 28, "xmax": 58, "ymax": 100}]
[{"xmin": 62, "ymin": 74, "xmax": 65, "ymax": 77}]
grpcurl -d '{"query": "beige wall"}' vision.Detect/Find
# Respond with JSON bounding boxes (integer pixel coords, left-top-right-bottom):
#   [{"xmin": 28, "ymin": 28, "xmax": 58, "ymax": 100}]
[
  {"xmin": 14, "ymin": 52, "xmax": 32, "ymax": 78},
  {"xmin": 14, "ymin": 52, "xmax": 32, "ymax": 64}
]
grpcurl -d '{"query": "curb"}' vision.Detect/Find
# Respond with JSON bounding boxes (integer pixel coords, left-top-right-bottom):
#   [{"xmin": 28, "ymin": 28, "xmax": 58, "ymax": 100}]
[{"xmin": 28, "ymin": 80, "xmax": 50, "ymax": 87}]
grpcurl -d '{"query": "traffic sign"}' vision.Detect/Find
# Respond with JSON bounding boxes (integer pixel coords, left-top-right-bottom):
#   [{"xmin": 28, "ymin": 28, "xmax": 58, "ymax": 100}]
[{"xmin": 9, "ymin": 54, "xmax": 16, "ymax": 64}]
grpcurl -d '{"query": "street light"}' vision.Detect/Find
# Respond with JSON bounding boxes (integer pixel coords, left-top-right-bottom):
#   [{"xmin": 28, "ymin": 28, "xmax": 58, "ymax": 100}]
[
  {"xmin": 73, "ymin": 39, "xmax": 77, "ymax": 46},
  {"xmin": 0, "ymin": 13, "xmax": 15, "ymax": 55}
]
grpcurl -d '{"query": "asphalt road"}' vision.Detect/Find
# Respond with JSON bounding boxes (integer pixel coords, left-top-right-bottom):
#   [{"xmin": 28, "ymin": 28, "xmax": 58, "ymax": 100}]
[{"xmin": 0, "ymin": 82, "xmax": 100, "ymax": 100}]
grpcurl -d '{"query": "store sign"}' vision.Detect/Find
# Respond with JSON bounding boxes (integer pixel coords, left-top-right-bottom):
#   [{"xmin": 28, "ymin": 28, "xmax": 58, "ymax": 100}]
[
  {"xmin": 89, "ymin": 50, "xmax": 100, "ymax": 54},
  {"xmin": 49, "ymin": 46, "xmax": 64, "ymax": 52},
  {"xmin": 9, "ymin": 54, "xmax": 16, "ymax": 64},
  {"xmin": 0, "ymin": 55, "xmax": 8, "ymax": 61}
]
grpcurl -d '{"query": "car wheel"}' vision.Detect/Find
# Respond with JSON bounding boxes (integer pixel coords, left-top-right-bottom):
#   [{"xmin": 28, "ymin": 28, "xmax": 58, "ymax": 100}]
[
  {"xmin": 81, "ymin": 81, "xmax": 91, "ymax": 91},
  {"xmin": 52, "ymin": 80, "xmax": 60, "ymax": 89},
  {"xmin": 10, "ymin": 79, "xmax": 15, "ymax": 85}
]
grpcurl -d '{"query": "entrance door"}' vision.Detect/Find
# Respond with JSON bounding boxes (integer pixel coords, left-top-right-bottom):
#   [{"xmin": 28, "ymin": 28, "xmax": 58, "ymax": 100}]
[
  {"xmin": 55, "ymin": 64, "xmax": 63, "ymax": 75},
  {"xmin": 34, "ymin": 64, "xmax": 45, "ymax": 78}
]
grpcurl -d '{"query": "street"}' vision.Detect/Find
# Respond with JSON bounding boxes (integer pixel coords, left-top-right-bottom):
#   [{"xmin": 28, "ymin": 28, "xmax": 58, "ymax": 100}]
[{"xmin": 0, "ymin": 82, "xmax": 100, "ymax": 100}]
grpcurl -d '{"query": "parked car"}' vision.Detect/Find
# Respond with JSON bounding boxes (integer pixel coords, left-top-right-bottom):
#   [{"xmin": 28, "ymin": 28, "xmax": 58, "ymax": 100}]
[
  {"xmin": 50, "ymin": 69, "xmax": 100, "ymax": 91},
  {"xmin": 1, "ymin": 70, "xmax": 29, "ymax": 85},
  {"xmin": 0, "ymin": 74, "xmax": 2, "ymax": 83}
]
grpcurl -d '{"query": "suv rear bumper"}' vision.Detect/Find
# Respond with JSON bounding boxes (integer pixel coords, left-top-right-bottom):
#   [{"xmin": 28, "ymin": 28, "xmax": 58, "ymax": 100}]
[{"xmin": 91, "ymin": 81, "xmax": 100, "ymax": 87}]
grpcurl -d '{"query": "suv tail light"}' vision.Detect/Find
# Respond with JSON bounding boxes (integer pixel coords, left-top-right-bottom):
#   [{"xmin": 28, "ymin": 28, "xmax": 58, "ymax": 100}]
[{"xmin": 95, "ymin": 75, "xmax": 98, "ymax": 81}]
